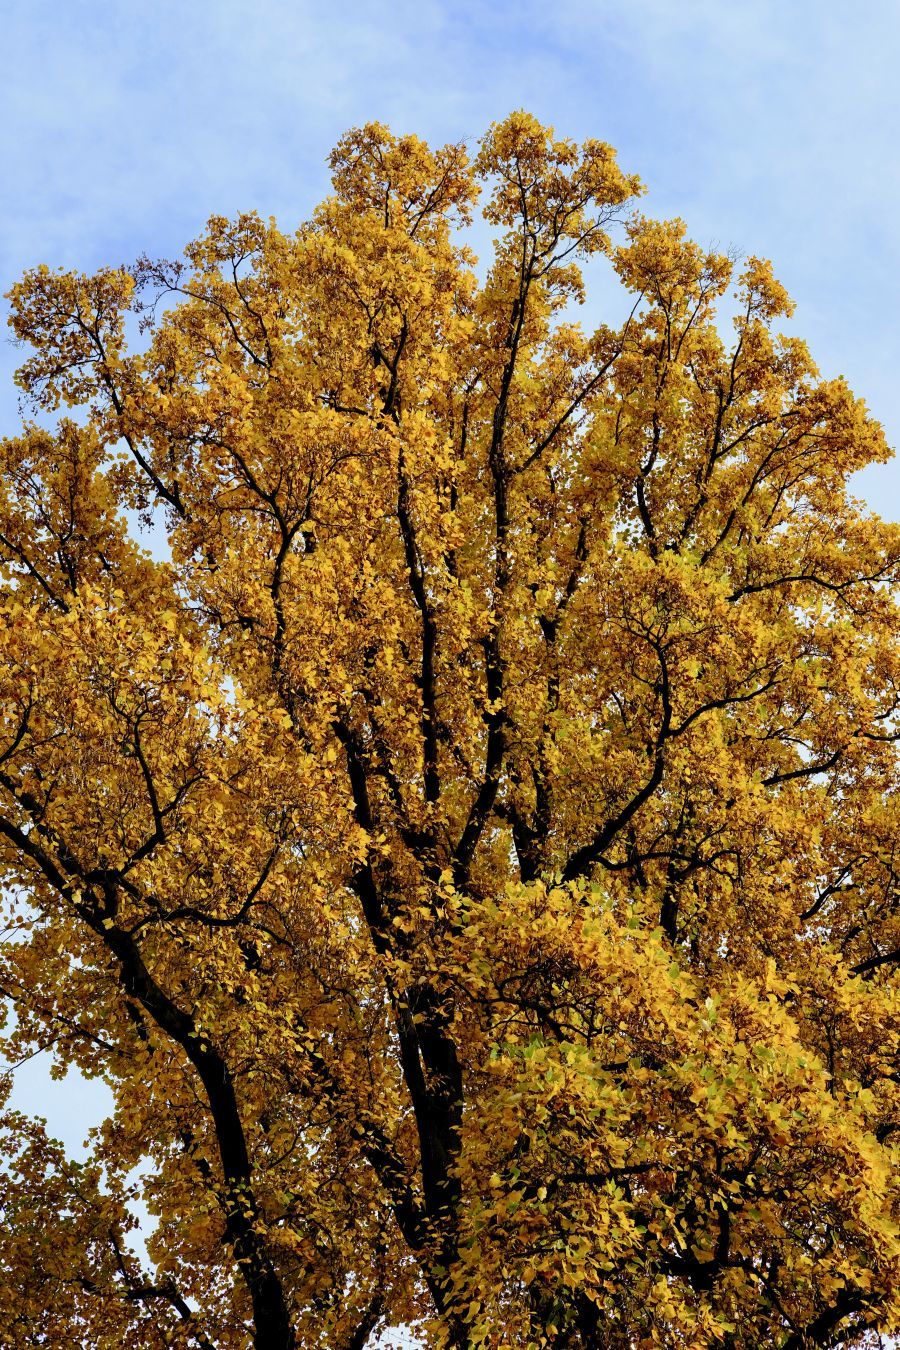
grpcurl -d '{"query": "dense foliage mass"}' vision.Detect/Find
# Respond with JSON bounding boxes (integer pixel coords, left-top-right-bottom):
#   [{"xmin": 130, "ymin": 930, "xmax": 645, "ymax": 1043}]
[{"xmin": 0, "ymin": 114, "xmax": 898, "ymax": 1349}]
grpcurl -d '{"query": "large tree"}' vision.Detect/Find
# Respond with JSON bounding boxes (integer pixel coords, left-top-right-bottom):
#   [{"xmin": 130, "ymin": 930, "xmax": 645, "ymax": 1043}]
[{"xmin": 0, "ymin": 114, "xmax": 898, "ymax": 1349}]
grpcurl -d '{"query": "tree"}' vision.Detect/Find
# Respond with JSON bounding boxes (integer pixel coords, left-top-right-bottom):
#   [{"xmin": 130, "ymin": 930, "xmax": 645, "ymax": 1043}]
[{"xmin": 0, "ymin": 112, "xmax": 898, "ymax": 1350}]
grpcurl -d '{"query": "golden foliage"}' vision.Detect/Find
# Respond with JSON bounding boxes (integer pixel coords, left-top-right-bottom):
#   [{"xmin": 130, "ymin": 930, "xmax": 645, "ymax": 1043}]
[{"xmin": 0, "ymin": 115, "xmax": 898, "ymax": 1349}]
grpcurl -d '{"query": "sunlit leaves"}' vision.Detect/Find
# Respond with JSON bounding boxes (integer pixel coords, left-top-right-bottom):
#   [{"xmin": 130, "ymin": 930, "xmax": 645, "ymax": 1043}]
[{"xmin": 0, "ymin": 113, "xmax": 897, "ymax": 1349}]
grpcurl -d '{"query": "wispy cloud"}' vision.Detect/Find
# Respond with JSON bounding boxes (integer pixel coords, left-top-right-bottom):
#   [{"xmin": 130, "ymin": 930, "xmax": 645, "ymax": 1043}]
[{"xmin": 3, "ymin": 0, "xmax": 898, "ymax": 491}]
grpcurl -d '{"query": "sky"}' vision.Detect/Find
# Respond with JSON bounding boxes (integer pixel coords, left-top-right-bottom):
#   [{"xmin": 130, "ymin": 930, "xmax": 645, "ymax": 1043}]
[{"xmin": 1, "ymin": 0, "xmax": 899, "ymax": 1259}]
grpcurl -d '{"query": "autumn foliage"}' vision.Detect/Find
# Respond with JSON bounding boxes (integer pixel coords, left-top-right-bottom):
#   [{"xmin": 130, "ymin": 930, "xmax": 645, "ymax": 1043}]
[{"xmin": 1, "ymin": 114, "xmax": 899, "ymax": 1348}]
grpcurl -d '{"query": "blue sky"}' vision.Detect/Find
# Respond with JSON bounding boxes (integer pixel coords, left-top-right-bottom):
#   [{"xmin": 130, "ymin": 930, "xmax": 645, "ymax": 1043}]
[{"xmin": 2, "ymin": 0, "xmax": 899, "ymax": 1176}]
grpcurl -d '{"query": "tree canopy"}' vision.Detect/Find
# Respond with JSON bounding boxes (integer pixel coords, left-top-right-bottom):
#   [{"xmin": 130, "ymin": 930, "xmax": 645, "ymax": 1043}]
[{"xmin": 0, "ymin": 113, "xmax": 899, "ymax": 1349}]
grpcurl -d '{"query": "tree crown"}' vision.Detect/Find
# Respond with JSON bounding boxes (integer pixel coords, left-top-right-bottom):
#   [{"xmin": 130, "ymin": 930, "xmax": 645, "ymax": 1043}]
[{"xmin": 1, "ymin": 113, "xmax": 898, "ymax": 1349}]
